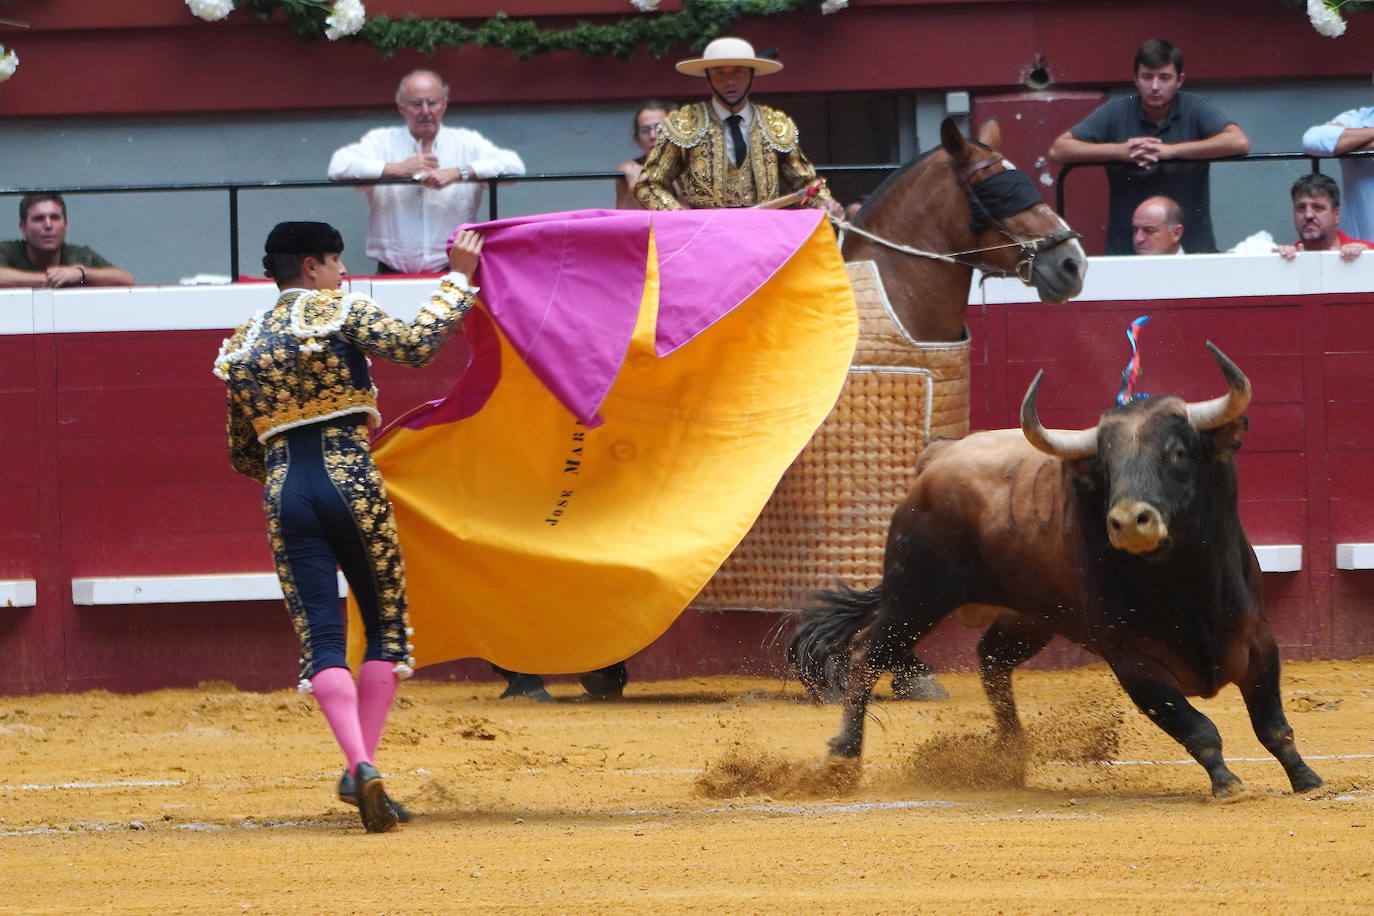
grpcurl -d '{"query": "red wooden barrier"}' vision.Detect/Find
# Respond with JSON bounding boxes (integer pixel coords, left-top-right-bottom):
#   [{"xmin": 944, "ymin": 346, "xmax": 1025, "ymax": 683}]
[{"xmin": 1, "ymin": 254, "xmax": 1372, "ymax": 695}]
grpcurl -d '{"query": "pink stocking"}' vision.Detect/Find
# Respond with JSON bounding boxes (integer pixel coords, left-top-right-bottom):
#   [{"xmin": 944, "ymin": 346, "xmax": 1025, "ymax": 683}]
[
  {"xmin": 309, "ymin": 666, "xmax": 368, "ymax": 771},
  {"xmin": 357, "ymin": 660, "xmax": 399, "ymax": 761}
]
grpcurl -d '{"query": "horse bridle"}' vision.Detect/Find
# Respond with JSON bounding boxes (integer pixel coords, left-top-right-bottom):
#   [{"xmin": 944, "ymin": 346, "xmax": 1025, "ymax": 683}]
[{"xmin": 832, "ymin": 153, "xmax": 1081, "ymax": 286}]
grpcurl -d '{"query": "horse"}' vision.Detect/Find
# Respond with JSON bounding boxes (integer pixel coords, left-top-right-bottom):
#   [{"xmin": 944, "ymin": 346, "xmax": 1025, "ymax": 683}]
[
  {"xmin": 786, "ymin": 117, "xmax": 1086, "ymax": 702},
  {"xmin": 839, "ymin": 116, "xmax": 1086, "ymax": 342}
]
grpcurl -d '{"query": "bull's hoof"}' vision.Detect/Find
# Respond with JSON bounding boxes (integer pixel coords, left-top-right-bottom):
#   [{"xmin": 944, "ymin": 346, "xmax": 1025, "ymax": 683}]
[
  {"xmin": 1289, "ymin": 766, "xmax": 1323, "ymax": 793},
  {"xmin": 1211, "ymin": 778, "xmax": 1249, "ymax": 802},
  {"xmin": 891, "ymin": 673, "xmax": 949, "ymax": 702}
]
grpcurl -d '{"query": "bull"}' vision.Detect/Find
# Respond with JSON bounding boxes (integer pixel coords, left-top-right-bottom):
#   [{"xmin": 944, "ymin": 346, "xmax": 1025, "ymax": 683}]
[{"xmin": 789, "ymin": 343, "xmax": 1322, "ymax": 798}]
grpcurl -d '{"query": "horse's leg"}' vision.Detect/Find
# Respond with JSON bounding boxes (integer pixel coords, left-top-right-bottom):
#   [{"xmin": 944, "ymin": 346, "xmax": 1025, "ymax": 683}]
[
  {"xmin": 1238, "ymin": 635, "xmax": 1322, "ymax": 793},
  {"xmin": 890, "ymin": 653, "xmax": 948, "ymax": 701},
  {"xmin": 976, "ymin": 619, "xmax": 1053, "ymax": 740}
]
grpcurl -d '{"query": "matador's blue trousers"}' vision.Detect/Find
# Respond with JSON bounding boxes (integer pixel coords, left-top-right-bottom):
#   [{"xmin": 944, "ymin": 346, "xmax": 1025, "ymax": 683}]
[{"xmin": 262, "ymin": 418, "xmax": 411, "ymax": 682}]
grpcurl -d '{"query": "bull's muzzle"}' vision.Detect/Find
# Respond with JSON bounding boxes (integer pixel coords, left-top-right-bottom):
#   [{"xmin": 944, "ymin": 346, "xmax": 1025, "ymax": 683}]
[{"xmin": 1107, "ymin": 500, "xmax": 1169, "ymax": 554}]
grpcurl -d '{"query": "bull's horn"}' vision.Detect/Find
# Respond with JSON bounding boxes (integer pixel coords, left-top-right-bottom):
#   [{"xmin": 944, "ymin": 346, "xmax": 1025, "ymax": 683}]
[
  {"xmin": 1020, "ymin": 369, "xmax": 1098, "ymax": 459},
  {"xmin": 1184, "ymin": 342, "xmax": 1252, "ymax": 431}
]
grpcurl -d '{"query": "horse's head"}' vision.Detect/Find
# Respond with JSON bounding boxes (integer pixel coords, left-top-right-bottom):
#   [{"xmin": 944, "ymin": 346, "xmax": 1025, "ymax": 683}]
[{"xmin": 940, "ymin": 118, "xmax": 1086, "ymax": 305}]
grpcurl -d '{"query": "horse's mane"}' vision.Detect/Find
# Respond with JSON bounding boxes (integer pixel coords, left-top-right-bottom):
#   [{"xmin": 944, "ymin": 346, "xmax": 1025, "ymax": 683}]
[{"xmin": 853, "ymin": 136, "xmax": 996, "ymax": 224}]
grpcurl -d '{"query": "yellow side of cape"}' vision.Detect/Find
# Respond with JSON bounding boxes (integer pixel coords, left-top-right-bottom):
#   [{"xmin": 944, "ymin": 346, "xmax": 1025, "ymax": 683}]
[{"xmin": 350, "ymin": 218, "xmax": 856, "ymax": 673}]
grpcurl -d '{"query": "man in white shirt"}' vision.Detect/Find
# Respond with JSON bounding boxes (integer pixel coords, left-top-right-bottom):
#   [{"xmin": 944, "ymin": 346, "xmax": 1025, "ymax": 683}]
[
  {"xmin": 328, "ymin": 69, "xmax": 525, "ymax": 274},
  {"xmin": 1302, "ymin": 71, "xmax": 1374, "ymax": 244}
]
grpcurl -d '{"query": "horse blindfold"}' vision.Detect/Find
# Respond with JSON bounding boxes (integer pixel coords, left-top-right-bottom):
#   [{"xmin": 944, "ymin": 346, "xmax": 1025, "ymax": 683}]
[{"xmin": 966, "ymin": 168, "xmax": 1044, "ymax": 234}]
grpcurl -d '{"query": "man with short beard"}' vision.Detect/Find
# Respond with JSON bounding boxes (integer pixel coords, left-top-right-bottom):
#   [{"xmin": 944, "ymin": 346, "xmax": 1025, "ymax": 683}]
[{"xmin": 1274, "ymin": 172, "xmax": 1373, "ymax": 261}]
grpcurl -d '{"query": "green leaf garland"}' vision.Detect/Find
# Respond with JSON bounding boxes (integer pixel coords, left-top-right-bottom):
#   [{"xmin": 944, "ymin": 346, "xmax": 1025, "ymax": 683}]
[{"xmin": 233, "ymin": 0, "xmax": 832, "ymax": 60}]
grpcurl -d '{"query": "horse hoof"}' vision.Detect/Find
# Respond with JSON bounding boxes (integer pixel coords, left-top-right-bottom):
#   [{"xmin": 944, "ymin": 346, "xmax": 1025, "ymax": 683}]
[
  {"xmin": 827, "ymin": 736, "xmax": 862, "ymax": 759},
  {"xmin": 891, "ymin": 674, "xmax": 949, "ymax": 702}
]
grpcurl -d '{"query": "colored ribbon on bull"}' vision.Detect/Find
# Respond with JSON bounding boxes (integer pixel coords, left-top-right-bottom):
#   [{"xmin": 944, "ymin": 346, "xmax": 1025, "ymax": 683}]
[
  {"xmin": 1117, "ymin": 315, "xmax": 1151, "ymax": 406},
  {"xmin": 347, "ymin": 209, "xmax": 857, "ymax": 674}
]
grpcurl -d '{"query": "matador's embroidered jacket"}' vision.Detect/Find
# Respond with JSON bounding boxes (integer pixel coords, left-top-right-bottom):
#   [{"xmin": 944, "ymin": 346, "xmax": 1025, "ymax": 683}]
[
  {"xmin": 634, "ymin": 102, "xmax": 834, "ymax": 210},
  {"xmin": 213, "ymin": 275, "xmax": 476, "ymax": 481}
]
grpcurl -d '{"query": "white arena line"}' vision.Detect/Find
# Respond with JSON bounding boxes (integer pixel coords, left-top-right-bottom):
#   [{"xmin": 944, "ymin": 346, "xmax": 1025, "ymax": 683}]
[
  {"xmin": 0, "ymin": 780, "xmax": 185, "ymax": 791},
  {"xmin": 1045, "ymin": 753, "xmax": 1374, "ymax": 768}
]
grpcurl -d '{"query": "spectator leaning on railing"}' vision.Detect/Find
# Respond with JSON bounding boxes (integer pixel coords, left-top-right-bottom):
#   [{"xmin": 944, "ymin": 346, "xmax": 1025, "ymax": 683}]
[
  {"xmin": 1273, "ymin": 172, "xmax": 1373, "ymax": 261},
  {"xmin": 0, "ymin": 193, "xmax": 134, "ymax": 288},
  {"xmin": 1047, "ymin": 37, "xmax": 1249, "ymax": 255},
  {"xmin": 1302, "ymin": 71, "xmax": 1374, "ymax": 244},
  {"xmin": 327, "ymin": 69, "xmax": 525, "ymax": 275}
]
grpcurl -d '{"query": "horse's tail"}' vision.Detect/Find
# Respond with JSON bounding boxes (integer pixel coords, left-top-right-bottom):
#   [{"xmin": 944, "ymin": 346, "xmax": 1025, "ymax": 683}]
[{"xmin": 786, "ymin": 582, "xmax": 882, "ymax": 703}]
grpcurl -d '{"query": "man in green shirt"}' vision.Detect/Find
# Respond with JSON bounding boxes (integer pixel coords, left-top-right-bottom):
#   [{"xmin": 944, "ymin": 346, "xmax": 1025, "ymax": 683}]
[{"xmin": 0, "ymin": 193, "xmax": 134, "ymax": 288}]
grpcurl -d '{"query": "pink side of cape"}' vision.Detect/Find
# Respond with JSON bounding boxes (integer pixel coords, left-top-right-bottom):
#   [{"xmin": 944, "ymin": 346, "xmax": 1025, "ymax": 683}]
[{"xmin": 444, "ymin": 208, "xmax": 826, "ymax": 426}]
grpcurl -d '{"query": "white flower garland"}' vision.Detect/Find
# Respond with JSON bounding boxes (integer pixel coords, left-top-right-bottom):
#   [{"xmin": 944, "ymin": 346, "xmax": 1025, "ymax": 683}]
[
  {"xmin": 0, "ymin": 46, "xmax": 17, "ymax": 82},
  {"xmin": 820, "ymin": 0, "xmax": 849, "ymax": 12},
  {"xmin": 631, "ymin": 0, "xmax": 661, "ymax": 10},
  {"xmin": 1308, "ymin": 0, "xmax": 1348, "ymax": 36},
  {"xmin": 325, "ymin": 0, "xmax": 367, "ymax": 40},
  {"xmin": 184, "ymin": 0, "xmax": 365, "ymax": 38},
  {"xmin": 185, "ymin": 0, "xmax": 234, "ymax": 22}
]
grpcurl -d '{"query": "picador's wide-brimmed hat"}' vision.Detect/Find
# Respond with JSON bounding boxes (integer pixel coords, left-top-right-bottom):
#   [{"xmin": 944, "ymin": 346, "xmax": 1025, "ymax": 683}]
[{"xmin": 675, "ymin": 37, "xmax": 782, "ymax": 77}]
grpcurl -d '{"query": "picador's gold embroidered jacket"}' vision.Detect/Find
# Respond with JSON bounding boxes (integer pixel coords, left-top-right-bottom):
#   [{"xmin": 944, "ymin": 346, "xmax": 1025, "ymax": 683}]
[
  {"xmin": 213, "ymin": 275, "xmax": 476, "ymax": 481},
  {"xmin": 634, "ymin": 102, "xmax": 833, "ymax": 210}
]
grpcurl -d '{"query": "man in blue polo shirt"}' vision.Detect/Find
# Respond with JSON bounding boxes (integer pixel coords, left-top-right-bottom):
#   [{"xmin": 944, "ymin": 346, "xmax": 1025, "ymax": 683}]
[{"xmin": 1048, "ymin": 38, "xmax": 1250, "ymax": 255}]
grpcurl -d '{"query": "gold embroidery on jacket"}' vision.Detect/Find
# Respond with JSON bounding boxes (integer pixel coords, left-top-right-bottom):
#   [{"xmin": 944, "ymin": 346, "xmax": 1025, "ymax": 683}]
[{"xmin": 635, "ymin": 102, "xmax": 832, "ymax": 210}]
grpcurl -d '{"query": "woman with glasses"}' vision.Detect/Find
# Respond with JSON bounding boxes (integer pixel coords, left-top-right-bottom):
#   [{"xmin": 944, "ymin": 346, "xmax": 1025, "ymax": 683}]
[{"xmin": 615, "ymin": 100, "xmax": 675, "ymax": 210}]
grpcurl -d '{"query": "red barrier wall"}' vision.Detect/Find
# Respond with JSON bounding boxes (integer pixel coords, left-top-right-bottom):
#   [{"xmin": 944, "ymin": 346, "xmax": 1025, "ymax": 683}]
[{"xmin": 1, "ymin": 260, "xmax": 1372, "ymax": 695}]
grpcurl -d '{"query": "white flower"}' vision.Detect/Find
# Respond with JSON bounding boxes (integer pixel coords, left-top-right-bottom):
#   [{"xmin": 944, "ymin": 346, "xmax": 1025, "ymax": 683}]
[
  {"xmin": 1307, "ymin": 0, "xmax": 1347, "ymax": 37},
  {"xmin": 325, "ymin": 0, "xmax": 366, "ymax": 40},
  {"xmin": 820, "ymin": 0, "xmax": 849, "ymax": 12},
  {"xmin": 631, "ymin": 0, "xmax": 660, "ymax": 10},
  {"xmin": 185, "ymin": 0, "xmax": 234, "ymax": 22},
  {"xmin": 0, "ymin": 47, "xmax": 16, "ymax": 82}
]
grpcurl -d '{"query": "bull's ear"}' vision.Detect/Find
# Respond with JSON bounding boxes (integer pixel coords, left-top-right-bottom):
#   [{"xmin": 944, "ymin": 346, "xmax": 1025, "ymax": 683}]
[{"xmin": 1210, "ymin": 415, "xmax": 1248, "ymax": 458}]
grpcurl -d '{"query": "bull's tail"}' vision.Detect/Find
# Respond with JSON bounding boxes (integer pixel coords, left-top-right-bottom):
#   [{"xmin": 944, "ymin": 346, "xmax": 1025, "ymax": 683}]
[{"xmin": 787, "ymin": 583, "xmax": 882, "ymax": 703}]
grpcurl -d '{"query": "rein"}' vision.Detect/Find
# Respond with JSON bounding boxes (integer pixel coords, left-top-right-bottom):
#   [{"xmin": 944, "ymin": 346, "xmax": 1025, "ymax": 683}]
[{"xmin": 836, "ymin": 152, "xmax": 1080, "ymax": 285}]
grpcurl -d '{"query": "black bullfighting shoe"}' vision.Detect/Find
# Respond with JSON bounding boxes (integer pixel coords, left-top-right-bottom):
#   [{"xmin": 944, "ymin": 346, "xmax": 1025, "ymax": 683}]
[
  {"xmin": 352, "ymin": 762, "xmax": 398, "ymax": 833},
  {"xmin": 337, "ymin": 768, "xmax": 412, "ymax": 822}
]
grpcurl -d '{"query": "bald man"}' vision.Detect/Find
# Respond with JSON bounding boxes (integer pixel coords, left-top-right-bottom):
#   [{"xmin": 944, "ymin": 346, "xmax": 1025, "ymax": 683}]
[{"xmin": 1132, "ymin": 195, "xmax": 1185, "ymax": 255}]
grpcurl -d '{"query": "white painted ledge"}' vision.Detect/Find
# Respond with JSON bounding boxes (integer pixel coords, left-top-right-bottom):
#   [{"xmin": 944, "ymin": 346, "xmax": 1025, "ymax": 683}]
[
  {"xmin": 1, "ymin": 580, "xmax": 38, "ymax": 608},
  {"xmin": 1254, "ymin": 545, "xmax": 1302, "ymax": 573},
  {"xmin": 71, "ymin": 572, "xmax": 348, "ymax": 606},
  {"xmin": 1335, "ymin": 543, "xmax": 1374, "ymax": 570}
]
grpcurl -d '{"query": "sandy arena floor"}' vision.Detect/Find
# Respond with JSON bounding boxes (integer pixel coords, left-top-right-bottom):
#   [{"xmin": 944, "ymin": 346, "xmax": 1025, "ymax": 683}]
[{"xmin": 0, "ymin": 658, "xmax": 1371, "ymax": 914}]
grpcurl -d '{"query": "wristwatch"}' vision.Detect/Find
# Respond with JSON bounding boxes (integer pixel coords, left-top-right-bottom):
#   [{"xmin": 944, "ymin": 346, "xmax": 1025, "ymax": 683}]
[{"xmin": 458, "ymin": 165, "xmax": 471, "ymax": 181}]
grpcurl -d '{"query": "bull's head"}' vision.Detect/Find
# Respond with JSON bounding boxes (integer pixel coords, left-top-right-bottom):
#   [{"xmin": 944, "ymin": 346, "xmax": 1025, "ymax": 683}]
[{"xmin": 1019, "ymin": 342, "xmax": 1251, "ymax": 556}]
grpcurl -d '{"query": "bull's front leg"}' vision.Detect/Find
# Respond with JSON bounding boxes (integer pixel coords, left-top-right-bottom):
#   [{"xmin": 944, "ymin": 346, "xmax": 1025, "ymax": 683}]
[
  {"xmin": 1239, "ymin": 639, "xmax": 1323, "ymax": 793},
  {"xmin": 1111, "ymin": 663, "xmax": 1244, "ymax": 799}
]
